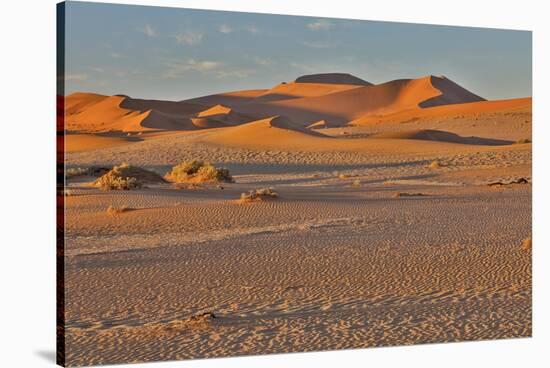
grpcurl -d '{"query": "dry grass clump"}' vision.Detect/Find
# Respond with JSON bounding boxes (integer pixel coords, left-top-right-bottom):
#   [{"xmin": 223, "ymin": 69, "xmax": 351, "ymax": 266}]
[
  {"xmin": 66, "ymin": 167, "xmax": 89, "ymax": 178},
  {"xmin": 94, "ymin": 163, "xmax": 164, "ymax": 190},
  {"xmin": 166, "ymin": 160, "xmax": 233, "ymax": 183},
  {"xmin": 106, "ymin": 205, "xmax": 132, "ymax": 216},
  {"xmin": 338, "ymin": 173, "xmax": 350, "ymax": 179},
  {"xmin": 521, "ymin": 237, "xmax": 532, "ymax": 251},
  {"xmin": 427, "ymin": 160, "xmax": 441, "ymax": 169},
  {"xmin": 95, "ymin": 164, "xmax": 142, "ymax": 191},
  {"xmin": 66, "ymin": 166, "xmax": 110, "ymax": 179},
  {"xmin": 514, "ymin": 138, "xmax": 531, "ymax": 144},
  {"xmin": 351, "ymin": 179, "xmax": 361, "ymax": 187},
  {"xmin": 239, "ymin": 187, "xmax": 278, "ymax": 203}
]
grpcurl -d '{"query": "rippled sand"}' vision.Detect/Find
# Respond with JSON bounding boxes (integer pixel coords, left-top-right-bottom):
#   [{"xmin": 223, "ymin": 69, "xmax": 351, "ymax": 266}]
[{"xmin": 63, "ymin": 133, "xmax": 531, "ymax": 365}]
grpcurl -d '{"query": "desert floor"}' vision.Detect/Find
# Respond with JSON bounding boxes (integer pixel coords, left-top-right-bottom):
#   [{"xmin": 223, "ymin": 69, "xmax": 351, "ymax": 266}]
[{"xmin": 63, "ymin": 109, "xmax": 531, "ymax": 365}]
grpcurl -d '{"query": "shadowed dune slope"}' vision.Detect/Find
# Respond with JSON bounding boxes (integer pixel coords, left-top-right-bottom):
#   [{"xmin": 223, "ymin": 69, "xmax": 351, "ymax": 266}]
[
  {"xmin": 369, "ymin": 129, "xmax": 513, "ymax": 145},
  {"xmin": 254, "ymin": 82, "xmax": 363, "ymax": 102},
  {"xmin": 294, "ymin": 73, "xmax": 372, "ymax": 86},
  {"xmin": 184, "ymin": 89, "xmax": 268, "ymax": 107}
]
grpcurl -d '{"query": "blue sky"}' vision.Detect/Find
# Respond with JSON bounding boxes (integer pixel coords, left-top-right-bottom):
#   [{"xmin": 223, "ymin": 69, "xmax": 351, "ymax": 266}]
[{"xmin": 63, "ymin": 1, "xmax": 532, "ymax": 101}]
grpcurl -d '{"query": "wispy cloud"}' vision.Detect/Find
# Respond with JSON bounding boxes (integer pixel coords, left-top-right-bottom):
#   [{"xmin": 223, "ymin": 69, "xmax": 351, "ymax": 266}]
[
  {"xmin": 253, "ymin": 57, "xmax": 273, "ymax": 66},
  {"xmin": 65, "ymin": 73, "xmax": 89, "ymax": 81},
  {"xmin": 175, "ymin": 31, "xmax": 203, "ymax": 45},
  {"xmin": 218, "ymin": 24, "xmax": 232, "ymax": 34},
  {"xmin": 163, "ymin": 59, "xmax": 255, "ymax": 79},
  {"xmin": 307, "ymin": 20, "xmax": 333, "ymax": 31},
  {"xmin": 164, "ymin": 59, "xmax": 221, "ymax": 78},
  {"xmin": 246, "ymin": 25, "xmax": 259, "ymax": 34},
  {"xmin": 140, "ymin": 24, "xmax": 158, "ymax": 37},
  {"xmin": 110, "ymin": 52, "xmax": 124, "ymax": 59},
  {"xmin": 300, "ymin": 40, "xmax": 337, "ymax": 49}
]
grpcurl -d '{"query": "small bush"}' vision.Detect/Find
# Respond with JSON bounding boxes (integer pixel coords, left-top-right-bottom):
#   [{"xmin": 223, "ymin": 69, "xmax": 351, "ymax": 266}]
[
  {"xmin": 166, "ymin": 160, "xmax": 233, "ymax": 183},
  {"xmin": 239, "ymin": 187, "xmax": 278, "ymax": 203},
  {"xmin": 106, "ymin": 205, "xmax": 132, "ymax": 216},
  {"xmin": 66, "ymin": 167, "xmax": 89, "ymax": 178},
  {"xmin": 427, "ymin": 160, "xmax": 441, "ymax": 169},
  {"xmin": 351, "ymin": 179, "xmax": 361, "ymax": 187},
  {"xmin": 94, "ymin": 163, "xmax": 143, "ymax": 190}
]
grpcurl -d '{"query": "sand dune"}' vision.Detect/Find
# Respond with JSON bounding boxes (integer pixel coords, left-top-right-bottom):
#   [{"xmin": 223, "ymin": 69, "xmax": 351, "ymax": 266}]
[
  {"xmin": 185, "ymin": 89, "xmax": 268, "ymax": 107},
  {"xmin": 230, "ymin": 75, "xmax": 486, "ymax": 126},
  {"xmin": 350, "ymin": 97, "xmax": 531, "ymax": 126}
]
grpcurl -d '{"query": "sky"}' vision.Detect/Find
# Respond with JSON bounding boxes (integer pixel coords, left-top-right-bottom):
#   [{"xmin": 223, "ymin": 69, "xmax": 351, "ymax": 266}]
[{"xmin": 62, "ymin": 1, "xmax": 532, "ymax": 101}]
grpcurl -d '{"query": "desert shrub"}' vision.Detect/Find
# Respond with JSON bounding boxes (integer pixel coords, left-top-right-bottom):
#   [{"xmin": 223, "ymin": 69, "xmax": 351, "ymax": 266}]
[
  {"xmin": 427, "ymin": 160, "xmax": 440, "ymax": 169},
  {"xmin": 338, "ymin": 173, "xmax": 350, "ymax": 179},
  {"xmin": 106, "ymin": 205, "xmax": 132, "ymax": 216},
  {"xmin": 351, "ymin": 179, "xmax": 361, "ymax": 187},
  {"xmin": 514, "ymin": 138, "xmax": 531, "ymax": 144},
  {"xmin": 239, "ymin": 187, "xmax": 278, "ymax": 203},
  {"xmin": 66, "ymin": 167, "xmax": 89, "ymax": 178},
  {"xmin": 166, "ymin": 160, "xmax": 233, "ymax": 183},
  {"xmin": 94, "ymin": 163, "xmax": 143, "ymax": 190}
]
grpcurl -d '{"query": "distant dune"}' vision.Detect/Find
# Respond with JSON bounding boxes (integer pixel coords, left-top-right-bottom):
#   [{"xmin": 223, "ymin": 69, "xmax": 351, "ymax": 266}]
[
  {"xmin": 294, "ymin": 72, "xmax": 372, "ymax": 86},
  {"xmin": 64, "ymin": 73, "xmax": 528, "ymax": 144}
]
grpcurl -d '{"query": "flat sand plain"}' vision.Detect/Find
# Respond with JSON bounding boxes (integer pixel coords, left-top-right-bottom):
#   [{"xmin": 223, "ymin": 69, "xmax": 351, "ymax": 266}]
[{"xmin": 62, "ymin": 75, "xmax": 531, "ymax": 366}]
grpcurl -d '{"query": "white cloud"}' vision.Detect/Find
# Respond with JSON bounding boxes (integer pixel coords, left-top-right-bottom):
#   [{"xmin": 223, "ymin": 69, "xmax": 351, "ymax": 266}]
[
  {"xmin": 307, "ymin": 20, "xmax": 333, "ymax": 31},
  {"xmin": 164, "ymin": 59, "xmax": 222, "ymax": 78},
  {"xmin": 253, "ymin": 57, "xmax": 273, "ymax": 66},
  {"xmin": 110, "ymin": 52, "xmax": 124, "ymax": 59},
  {"xmin": 163, "ymin": 59, "xmax": 255, "ymax": 80},
  {"xmin": 246, "ymin": 25, "xmax": 259, "ymax": 34},
  {"xmin": 65, "ymin": 73, "xmax": 89, "ymax": 81},
  {"xmin": 140, "ymin": 24, "xmax": 158, "ymax": 37},
  {"xmin": 175, "ymin": 31, "xmax": 203, "ymax": 45},
  {"xmin": 218, "ymin": 24, "xmax": 232, "ymax": 34},
  {"xmin": 300, "ymin": 40, "xmax": 337, "ymax": 49}
]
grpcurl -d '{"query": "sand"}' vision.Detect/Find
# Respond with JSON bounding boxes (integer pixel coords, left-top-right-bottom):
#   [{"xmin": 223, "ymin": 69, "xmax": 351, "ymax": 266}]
[{"xmin": 61, "ymin": 73, "xmax": 531, "ymax": 366}]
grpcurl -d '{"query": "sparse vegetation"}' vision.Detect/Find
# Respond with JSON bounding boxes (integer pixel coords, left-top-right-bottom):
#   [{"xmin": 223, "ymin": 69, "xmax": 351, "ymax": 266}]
[
  {"xmin": 66, "ymin": 167, "xmax": 89, "ymax": 178},
  {"xmin": 427, "ymin": 160, "xmax": 441, "ymax": 169},
  {"xmin": 338, "ymin": 173, "xmax": 350, "ymax": 179},
  {"xmin": 166, "ymin": 160, "xmax": 233, "ymax": 183},
  {"xmin": 106, "ymin": 205, "xmax": 132, "ymax": 216},
  {"xmin": 239, "ymin": 187, "xmax": 278, "ymax": 203},
  {"xmin": 95, "ymin": 164, "xmax": 142, "ymax": 190},
  {"xmin": 514, "ymin": 138, "xmax": 532, "ymax": 144},
  {"xmin": 66, "ymin": 166, "xmax": 110, "ymax": 179},
  {"xmin": 94, "ymin": 163, "xmax": 165, "ymax": 190},
  {"xmin": 351, "ymin": 179, "xmax": 361, "ymax": 187}
]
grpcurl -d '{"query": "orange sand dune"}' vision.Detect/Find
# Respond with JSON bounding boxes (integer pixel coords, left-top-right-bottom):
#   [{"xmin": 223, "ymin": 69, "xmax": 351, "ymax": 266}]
[
  {"xmin": 65, "ymin": 134, "xmax": 139, "ymax": 153},
  {"xmin": 232, "ymin": 76, "xmax": 485, "ymax": 126},
  {"xmin": 197, "ymin": 104, "xmax": 232, "ymax": 117},
  {"xmin": 350, "ymin": 97, "xmax": 531, "ymax": 126},
  {"xmin": 199, "ymin": 115, "xmax": 511, "ymax": 154},
  {"xmin": 66, "ymin": 93, "xmax": 215, "ymax": 133}
]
